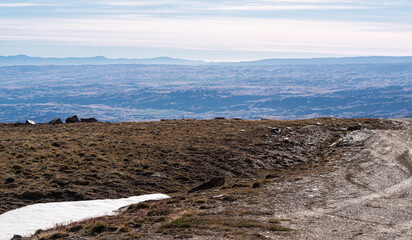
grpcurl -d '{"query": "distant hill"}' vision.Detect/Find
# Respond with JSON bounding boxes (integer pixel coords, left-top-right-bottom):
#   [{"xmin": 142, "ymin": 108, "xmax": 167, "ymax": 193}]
[
  {"xmin": 0, "ymin": 55, "xmax": 205, "ymax": 66},
  {"xmin": 1, "ymin": 55, "xmax": 412, "ymax": 66},
  {"xmin": 221, "ymin": 56, "xmax": 412, "ymax": 66}
]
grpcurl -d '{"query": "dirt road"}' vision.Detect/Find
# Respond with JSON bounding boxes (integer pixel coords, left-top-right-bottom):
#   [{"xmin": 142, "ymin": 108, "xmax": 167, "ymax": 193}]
[{"xmin": 261, "ymin": 119, "xmax": 412, "ymax": 239}]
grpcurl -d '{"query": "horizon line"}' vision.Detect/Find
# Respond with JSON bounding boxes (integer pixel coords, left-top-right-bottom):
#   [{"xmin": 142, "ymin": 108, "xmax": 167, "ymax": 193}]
[{"xmin": 2, "ymin": 54, "xmax": 412, "ymax": 63}]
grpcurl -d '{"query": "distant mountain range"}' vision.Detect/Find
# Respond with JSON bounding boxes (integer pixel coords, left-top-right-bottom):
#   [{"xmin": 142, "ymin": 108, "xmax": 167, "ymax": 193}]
[
  {"xmin": 1, "ymin": 55, "xmax": 412, "ymax": 66},
  {"xmin": 0, "ymin": 55, "xmax": 204, "ymax": 66},
  {"xmin": 225, "ymin": 56, "xmax": 412, "ymax": 66}
]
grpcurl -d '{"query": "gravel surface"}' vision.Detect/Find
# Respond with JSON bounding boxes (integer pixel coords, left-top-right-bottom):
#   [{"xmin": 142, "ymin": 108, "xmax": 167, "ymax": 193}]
[{"xmin": 260, "ymin": 119, "xmax": 412, "ymax": 239}]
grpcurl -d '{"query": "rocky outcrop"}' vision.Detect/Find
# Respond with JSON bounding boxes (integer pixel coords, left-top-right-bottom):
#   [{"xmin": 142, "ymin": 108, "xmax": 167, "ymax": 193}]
[
  {"xmin": 49, "ymin": 118, "xmax": 63, "ymax": 124},
  {"xmin": 188, "ymin": 177, "xmax": 225, "ymax": 193},
  {"xmin": 65, "ymin": 115, "xmax": 80, "ymax": 123},
  {"xmin": 81, "ymin": 118, "xmax": 98, "ymax": 123}
]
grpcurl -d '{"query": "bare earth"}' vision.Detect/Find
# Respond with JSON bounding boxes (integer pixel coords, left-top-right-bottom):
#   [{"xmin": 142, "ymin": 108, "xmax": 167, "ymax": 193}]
[{"xmin": 261, "ymin": 119, "xmax": 412, "ymax": 239}]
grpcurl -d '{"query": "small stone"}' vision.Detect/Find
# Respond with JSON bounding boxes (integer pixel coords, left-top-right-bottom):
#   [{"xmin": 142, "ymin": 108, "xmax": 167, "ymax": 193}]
[{"xmin": 268, "ymin": 126, "xmax": 281, "ymax": 133}]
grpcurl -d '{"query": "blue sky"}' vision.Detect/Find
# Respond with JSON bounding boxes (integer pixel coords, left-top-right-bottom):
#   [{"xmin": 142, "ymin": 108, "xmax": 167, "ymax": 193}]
[{"xmin": 0, "ymin": 0, "xmax": 411, "ymax": 61}]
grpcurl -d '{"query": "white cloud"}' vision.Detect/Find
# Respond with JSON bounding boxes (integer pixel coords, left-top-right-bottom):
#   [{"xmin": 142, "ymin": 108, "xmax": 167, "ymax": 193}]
[
  {"xmin": 0, "ymin": 3, "xmax": 37, "ymax": 7},
  {"xmin": 209, "ymin": 4, "xmax": 369, "ymax": 11},
  {"xmin": 0, "ymin": 2, "xmax": 62, "ymax": 8},
  {"xmin": 0, "ymin": 0, "xmax": 411, "ymax": 59},
  {"xmin": 0, "ymin": 16, "xmax": 411, "ymax": 57},
  {"xmin": 101, "ymin": 1, "xmax": 173, "ymax": 7}
]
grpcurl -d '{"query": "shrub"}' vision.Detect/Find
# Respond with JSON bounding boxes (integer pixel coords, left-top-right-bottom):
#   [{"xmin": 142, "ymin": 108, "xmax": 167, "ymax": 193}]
[
  {"xmin": 158, "ymin": 216, "xmax": 200, "ymax": 231},
  {"xmin": 133, "ymin": 202, "xmax": 150, "ymax": 209},
  {"xmin": 268, "ymin": 225, "xmax": 292, "ymax": 231},
  {"xmin": 49, "ymin": 233, "xmax": 69, "ymax": 239},
  {"xmin": 86, "ymin": 222, "xmax": 107, "ymax": 235}
]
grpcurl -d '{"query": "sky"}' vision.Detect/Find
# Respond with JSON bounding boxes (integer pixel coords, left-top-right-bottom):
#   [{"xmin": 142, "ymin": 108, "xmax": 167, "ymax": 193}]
[{"xmin": 0, "ymin": 0, "xmax": 411, "ymax": 61}]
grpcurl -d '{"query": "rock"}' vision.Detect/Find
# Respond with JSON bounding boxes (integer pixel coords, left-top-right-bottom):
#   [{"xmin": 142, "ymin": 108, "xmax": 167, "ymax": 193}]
[
  {"xmin": 188, "ymin": 177, "xmax": 225, "ymax": 193},
  {"xmin": 11, "ymin": 235, "xmax": 22, "ymax": 239},
  {"xmin": 81, "ymin": 117, "xmax": 98, "ymax": 123},
  {"xmin": 347, "ymin": 124, "xmax": 362, "ymax": 131},
  {"xmin": 151, "ymin": 172, "xmax": 164, "ymax": 178},
  {"xmin": 65, "ymin": 115, "xmax": 80, "ymax": 123},
  {"xmin": 214, "ymin": 117, "xmax": 225, "ymax": 120},
  {"xmin": 49, "ymin": 118, "xmax": 63, "ymax": 124},
  {"xmin": 25, "ymin": 120, "xmax": 35, "ymax": 125},
  {"xmin": 265, "ymin": 174, "xmax": 279, "ymax": 179},
  {"xmin": 268, "ymin": 126, "xmax": 281, "ymax": 133}
]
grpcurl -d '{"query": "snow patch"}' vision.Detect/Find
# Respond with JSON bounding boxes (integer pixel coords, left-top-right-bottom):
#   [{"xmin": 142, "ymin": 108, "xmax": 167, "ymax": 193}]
[{"xmin": 0, "ymin": 193, "xmax": 169, "ymax": 240}]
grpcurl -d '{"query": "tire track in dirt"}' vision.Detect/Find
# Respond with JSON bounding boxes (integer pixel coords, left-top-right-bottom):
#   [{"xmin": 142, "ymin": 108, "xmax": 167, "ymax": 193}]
[{"xmin": 271, "ymin": 119, "xmax": 412, "ymax": 239}]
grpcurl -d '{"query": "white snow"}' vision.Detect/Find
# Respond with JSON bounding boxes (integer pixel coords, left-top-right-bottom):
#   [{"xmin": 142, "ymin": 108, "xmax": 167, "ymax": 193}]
[{"xmin": 0, "ymin": 193, "xmax": 169, "ymax": 240}]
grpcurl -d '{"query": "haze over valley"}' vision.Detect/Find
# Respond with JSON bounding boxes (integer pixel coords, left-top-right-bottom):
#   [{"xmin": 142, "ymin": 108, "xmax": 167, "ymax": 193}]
[{"xmin": 0, "ymin": 58, "xmax": 410, "ymax": 123}]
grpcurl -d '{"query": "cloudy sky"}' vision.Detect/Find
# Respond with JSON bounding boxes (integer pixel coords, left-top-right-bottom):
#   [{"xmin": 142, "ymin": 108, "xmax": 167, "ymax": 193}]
[{"xmin": 0, "ymin": 0, "xmax": 411, "ymax": 61}]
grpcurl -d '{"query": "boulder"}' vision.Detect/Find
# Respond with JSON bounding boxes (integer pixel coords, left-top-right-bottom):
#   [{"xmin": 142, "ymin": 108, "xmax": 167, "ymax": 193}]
[
  {"xmin": 81, "ymin": 117, "xmax": 98, "ymax": 123},
  {"xmin": 65, "ymin": 115, "xmax": 80, "ymax": 123},
  {"xmin": 188, "ymin": 177, "xmax": 225, "ymax": 193},
  {"xmin": 49, "ymin": 118, "xmax": 63, "ymax": 124},
  {"xmin": 25, "ymin": 120, "xmax": 36, "ymax": 125}
]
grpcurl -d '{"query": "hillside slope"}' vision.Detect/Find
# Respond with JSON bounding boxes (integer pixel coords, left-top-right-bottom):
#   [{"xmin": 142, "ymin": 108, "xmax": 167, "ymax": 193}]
[{"xmin": 0, "ymin": 118, "xmax": 407, "ymax": 239}]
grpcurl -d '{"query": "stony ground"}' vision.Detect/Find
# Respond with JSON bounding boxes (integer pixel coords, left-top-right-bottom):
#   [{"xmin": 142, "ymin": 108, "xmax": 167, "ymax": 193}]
[
  {"xmin": 0, "ymin": 118, "xmax": 408, "ymax": 239},
  {"xmin": 267, "ymin": 118, "xmax": 412, "ymax": 239}
]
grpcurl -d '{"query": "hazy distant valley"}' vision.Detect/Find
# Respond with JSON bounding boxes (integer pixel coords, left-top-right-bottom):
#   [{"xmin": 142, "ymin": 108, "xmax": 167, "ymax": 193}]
[{"xmin": 0, "ymin": 63, "xmax": 410, "ymax": 122}]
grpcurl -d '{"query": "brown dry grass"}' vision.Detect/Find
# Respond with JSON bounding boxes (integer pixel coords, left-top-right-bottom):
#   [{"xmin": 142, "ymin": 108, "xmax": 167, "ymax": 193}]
[{"xmin": 0, "ymin": 118, "xmax": 400, "ymax": 239}]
